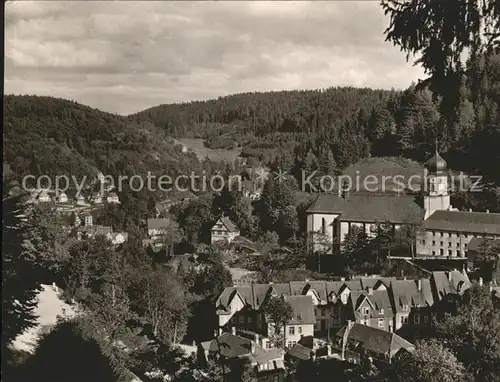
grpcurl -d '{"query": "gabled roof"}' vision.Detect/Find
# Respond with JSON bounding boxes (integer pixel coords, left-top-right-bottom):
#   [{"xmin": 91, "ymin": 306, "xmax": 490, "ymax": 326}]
[
  {"xmin": 205, "ymin": 333, "xmax": 283, "ymax": 367},
  {"xmin": 283, "ymin": 295, "xmax": 315, "ymax": 325},
  {"xmin": 390, "ymin": 279, "xmax": 434, "ymax": 312},
  {"xmin": 423, "ymin": 210, "xmax": 500, "ymax": 235},
  {"xmin": 467, "ymin": 237, "xmax": 500, "ymax": 260},
  {"xmin": 147, "ymin": 218, "xmax": 173, "ymax": 230},
  {"xmin": 212, "ymin": 216, "xmax": 239, "ymax": 232},
  {"xmin": 349, "ymin": 290, "xmax": 394, "ymax": 319},
  {"xmin": 336, "ymin": 323, "xmax": 414, "ymax": 358},
  {"xmin": 285, "ymin": 343, "xmax": 312, "ymax": 361},
  {"xmin": 306, "ymin": 193, "xmax": 423, "ymax": 224},
  {"xmin": 430, "ymin": 270, "xmax": 471, "ymax": 300}
]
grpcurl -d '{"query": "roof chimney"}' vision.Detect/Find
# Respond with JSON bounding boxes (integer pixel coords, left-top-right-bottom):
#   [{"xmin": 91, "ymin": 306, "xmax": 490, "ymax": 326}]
[
  {"xmin": 448, "ymin": 272, "xmax": 453, "ymax": 282},
  {"xmin": 231, "ymin": 326, "xmax": 236, "ymax": 335},
  {"xmin": 479, "ymin": 277, "xmax": 483, "ymax": 287},
  {"xmin": 417, "ymin": 279, "xmax": 422, "ymax": 291}
]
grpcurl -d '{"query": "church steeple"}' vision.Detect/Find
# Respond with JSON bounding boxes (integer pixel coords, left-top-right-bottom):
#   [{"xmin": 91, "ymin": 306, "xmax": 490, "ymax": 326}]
[
  {"xmin": 423, "ymin": 141, "xmax": 450, "ymax": 219},
  {"xmin": 425, "ymin": 139, "xmax": 447, "ymax": 174}
]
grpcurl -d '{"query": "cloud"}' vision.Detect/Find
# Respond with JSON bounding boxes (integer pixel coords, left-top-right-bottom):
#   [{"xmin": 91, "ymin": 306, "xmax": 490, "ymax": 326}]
[{"xmin": 5, "ymin": 1, "xmax": 425, "ymax": 115}]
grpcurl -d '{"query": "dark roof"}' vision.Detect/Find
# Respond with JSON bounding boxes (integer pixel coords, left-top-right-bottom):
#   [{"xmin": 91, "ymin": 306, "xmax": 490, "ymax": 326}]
[
  {"xmin": 431, "ymin": 270, "xmax": 471, "ymax": 300},
  {"xmin": 285, "ymin": 343, "xmax": 312, "ymax": 361},
  {"xmin": 390, "ymin": 279, "xmax": 434, "ymax": 312},
  {"xmin": 423, "ymin": 210, "xmax": 500, "ymax": 235},
  {"xmin": 283, "ymin": 295, "xmax": 316, "ymax": 325},
  {"xmin": 216, "ymin": 281, "xmax": 364, "ymax": 311},
  {"xmin": 349, "ymin": 290, "xmax": 394, "ymax": 319},
  {"xmin": 147, "ymin": 218, "xmax": 173, "ymax": 230},
  {"xmin": 336, "ymin": 323, "xmax": 414, "ymax": 358},
  {"xmin": 306, "ymin": 193, "xmax": 423, "ymax": 224},
  {"xmin": 205, "ymin": 333, "xmax": 283, "ymax": 366},
  {"xmin": 76, "ymin": 225, "xmax": 113, "ymax": 236},
  {"xmin": 212, "ymin": 217, "xmax": 239, "ymax": 232},
  {"xmin": 425, "ymin": 151, "xmax": 447, "ymax": 173}
]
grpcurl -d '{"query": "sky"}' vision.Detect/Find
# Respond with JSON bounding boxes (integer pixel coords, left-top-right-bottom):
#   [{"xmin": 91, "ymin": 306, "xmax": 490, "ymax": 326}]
[{"xmin": 5, "ymin": 1, "xmax": 425, "ymax": 115}]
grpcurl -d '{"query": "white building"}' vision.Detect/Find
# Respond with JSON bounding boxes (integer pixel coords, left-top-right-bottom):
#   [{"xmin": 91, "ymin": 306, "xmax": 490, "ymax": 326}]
[
  {"xmin": 211, "ymin": 217, "xmax": 240, "ymax": 244},
  {"xmin": 106, "ymin": 192, "xmax": 120, "ymax": 204}
]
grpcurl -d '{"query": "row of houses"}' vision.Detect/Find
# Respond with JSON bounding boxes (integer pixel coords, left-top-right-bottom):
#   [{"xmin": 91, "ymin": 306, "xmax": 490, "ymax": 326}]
[
  {"xmin": 30, "ymin": 189, "xmax": 120, "ymax": 206},
  {"xmin": 207, "ymin": 270, "xmax": 500, "ymax": 380},
  {"xmin": 215, "ymin": 270, "xmax": 474, "ymax": 345}
]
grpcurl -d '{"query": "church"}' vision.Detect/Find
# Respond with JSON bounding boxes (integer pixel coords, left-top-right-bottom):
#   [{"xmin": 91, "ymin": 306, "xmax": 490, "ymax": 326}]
[{"xmin": 306, "ymin": 150, "xmax": 500, "ymax": 259}]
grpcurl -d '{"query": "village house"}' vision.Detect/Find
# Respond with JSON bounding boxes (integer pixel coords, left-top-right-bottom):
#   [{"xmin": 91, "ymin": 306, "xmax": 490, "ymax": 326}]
[
  {"xmin": 211, "ymin": 216, "xmax": 240, "ymax": 244},
  {"xmin": 106, "ymin": 192, "xmax": 120, "ymax": 204},
  {"xmin": 38, "ymin": 189, "xmax": 52, "ymax": 203},
  {"xmin": 74, "ymin": 212, "xmax": 127, "ymax": 245},
  {"xmin": 147, "ymin": 218, "xmax": 174, "ymax": 243},
  {"xmin": 56, "ymin": 191, "xmax": 68, "ymax": 203},
  {"xmin": 334, "ymin": 322, "xmax": 414, "ymax": 365},
  {"xmin": 199, "ymin": 330, "xmax": 285, "ymax": 382},
  {"xmin": 306, "ymin": 148, "xmax": 500, "ymax": 257}
]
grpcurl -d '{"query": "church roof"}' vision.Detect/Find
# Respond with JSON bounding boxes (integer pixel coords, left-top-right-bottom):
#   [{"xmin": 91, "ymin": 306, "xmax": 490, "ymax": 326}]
[
  {"xmin": 306, "ymin": 193, "xmax": 424, "ymax": 224},
  {"xmin": 423, "ymin": 210, "xmax": 500, "ymax": 235},
  {"xmin": 425, "ymin": 151, "xmax": 447, "ymax": 173}
]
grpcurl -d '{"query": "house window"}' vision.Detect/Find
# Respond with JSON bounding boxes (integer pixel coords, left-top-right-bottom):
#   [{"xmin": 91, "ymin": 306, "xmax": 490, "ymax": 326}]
[
  {"xmin": 422, "ymin": 240, "xmax": 426, "ymax": 245},
  {"xmin": 402, "ymin": 316, "xmax": 408, "ymax": 324},
  {"xmin": 363, "ymin": 307, "xmax": 370, "ymax": 316},
  {"xmin": 448, "ymin": 250, "xmax": 452, "ymax": 256},
  {"xmin": 298, "ymin": 326, "xmax": 302, "ymax": 334},
  {"xmin": 273, "ymin": 376, "xmax": 279, "ymax": 382},
  {"xmin": 378, "ymin": 318, "xmax": 384, "ymax": 328},
  {"xmin": 266, "ymin": 342, "xmax": 271, "ymax": 349},
  {"xmin": 239, "ymin": 316, "xmax": 245, "ymax": 324},
  {"xmin": 423, "ymin": 315, "xmax": 429, "ymax": 324},
  {"xmin": 432, "ymin": 251, "xmax": 436, "ymax": 255},
  {"xmin": 248, "ymin": 316, "xmax": 253, "ymax": 324},
  {"xmin": 231, "ymin": 317, "xmax": 236, "ymax": 323},
  {"xmin": 432, "ymin": 241, "xmax": 436, "ymax": 245},
  {"xmin": 457, "ymin": 243, "xmax": 460, "ymax": 248},
  {"xmin": 289, "ymin": 326, "xmax": 295, "ymax": 335},
  {"xmin": 402, "ymin": 304, "xmax": 409, "ymax": 311},
  {"xmin": 440, "ymin": 249, "xmax": 444, "ymax": 255},
  {"xmin": 322, "ymin": 218, "xmax": 327, "ymax": 235},
  {"xmin": 440, "ymin": 241, "xmax": 444, "ymax": 246},
  {"xmin": 414, "ymin": 315, "xmax": 420, "ymax": 324},
  {"xmin": 379, "ymin": 309, "xmax": 384, "ymax": 315}
]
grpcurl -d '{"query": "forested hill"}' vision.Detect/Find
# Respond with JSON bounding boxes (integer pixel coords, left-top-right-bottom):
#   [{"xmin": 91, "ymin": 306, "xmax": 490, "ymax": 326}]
[
  {"xmin": 132, "ymin": 55, "xmax": 500, "ymax": 184},
  {"xmin": 3, "ymin": 95, "xmax": 204, "ymax": 185}
]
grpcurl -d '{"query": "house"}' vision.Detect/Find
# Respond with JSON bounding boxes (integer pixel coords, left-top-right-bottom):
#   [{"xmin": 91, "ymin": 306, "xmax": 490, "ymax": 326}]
[
  {"xmin": 106, "ymin": 192, "xmax": 120, "ymax": 204},
  {"xmin": 306, "ymin": 148, "xmax": 500, "ymax": 257},
  {"xmin": 334, "ymin": 322, "xmax": 414, "ymax": 364},
  {"xmin": 147, "ymin": 218, "xmax": 176, "ymax": 243},
  {"xmin": 74, "ymin": 212, "xmax": 127, "ymax": 245},
  {"xmin": 56, "ymin": 191, "xmax": 68, "ymax": 203},
  {"xmin": 91, "ymin": 192, "xmax": 103, "ymax": 204},
  {"xmin": 389, "ymin": 279, "xmax": 434, "ymax": 330},
  {"xmin": 109, "ymin": 232, "xmax": 128, "ymax": 245},
  {"xmin": 75, "ymin": 194, "xmax": 88, "ymax": 206},
  {"xmin": 211, "ymin": 217, "xmax": 240, "ymax": 244},
  {"xmin": 199, "ymin": 331, "xmax": 285, "ymax": 382},
  {"xmin": 38, "ymin": 189, "xmax": 51, "ymax": 203},
  {"xmin": 345, "ymin": 286, "xmax": 395, "ymax": 332}
]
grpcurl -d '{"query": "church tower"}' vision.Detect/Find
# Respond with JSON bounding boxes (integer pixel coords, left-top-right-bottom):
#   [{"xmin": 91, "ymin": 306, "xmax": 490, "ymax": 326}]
[{"xmin": 423, "ymin": 145, "xmax": 450, "ymax": 219}]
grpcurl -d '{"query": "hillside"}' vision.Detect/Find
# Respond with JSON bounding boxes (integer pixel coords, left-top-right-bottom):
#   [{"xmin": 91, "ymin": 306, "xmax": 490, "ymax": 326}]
[{"xmin": 3, "ymin": 95, "xmax": 204, "ymax": 189}]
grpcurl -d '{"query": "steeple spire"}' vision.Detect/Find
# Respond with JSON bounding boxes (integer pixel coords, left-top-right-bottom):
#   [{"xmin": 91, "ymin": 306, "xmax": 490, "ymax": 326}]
[{"xmin": 435, "ymin": 137, "xmax": 438, "ymax": 155}]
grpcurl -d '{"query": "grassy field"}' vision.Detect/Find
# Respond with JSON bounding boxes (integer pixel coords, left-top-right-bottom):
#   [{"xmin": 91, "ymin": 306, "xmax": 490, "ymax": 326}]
[{"xmin": 176, "ymin": 138, "xmax": 242, "ymax": 163}]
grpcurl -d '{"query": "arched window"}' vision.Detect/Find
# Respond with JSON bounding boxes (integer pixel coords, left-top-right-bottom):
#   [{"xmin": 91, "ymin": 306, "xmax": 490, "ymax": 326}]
[{"xmin": 322, "ymin": 218, "xmax": 327, "ymax": 235}]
